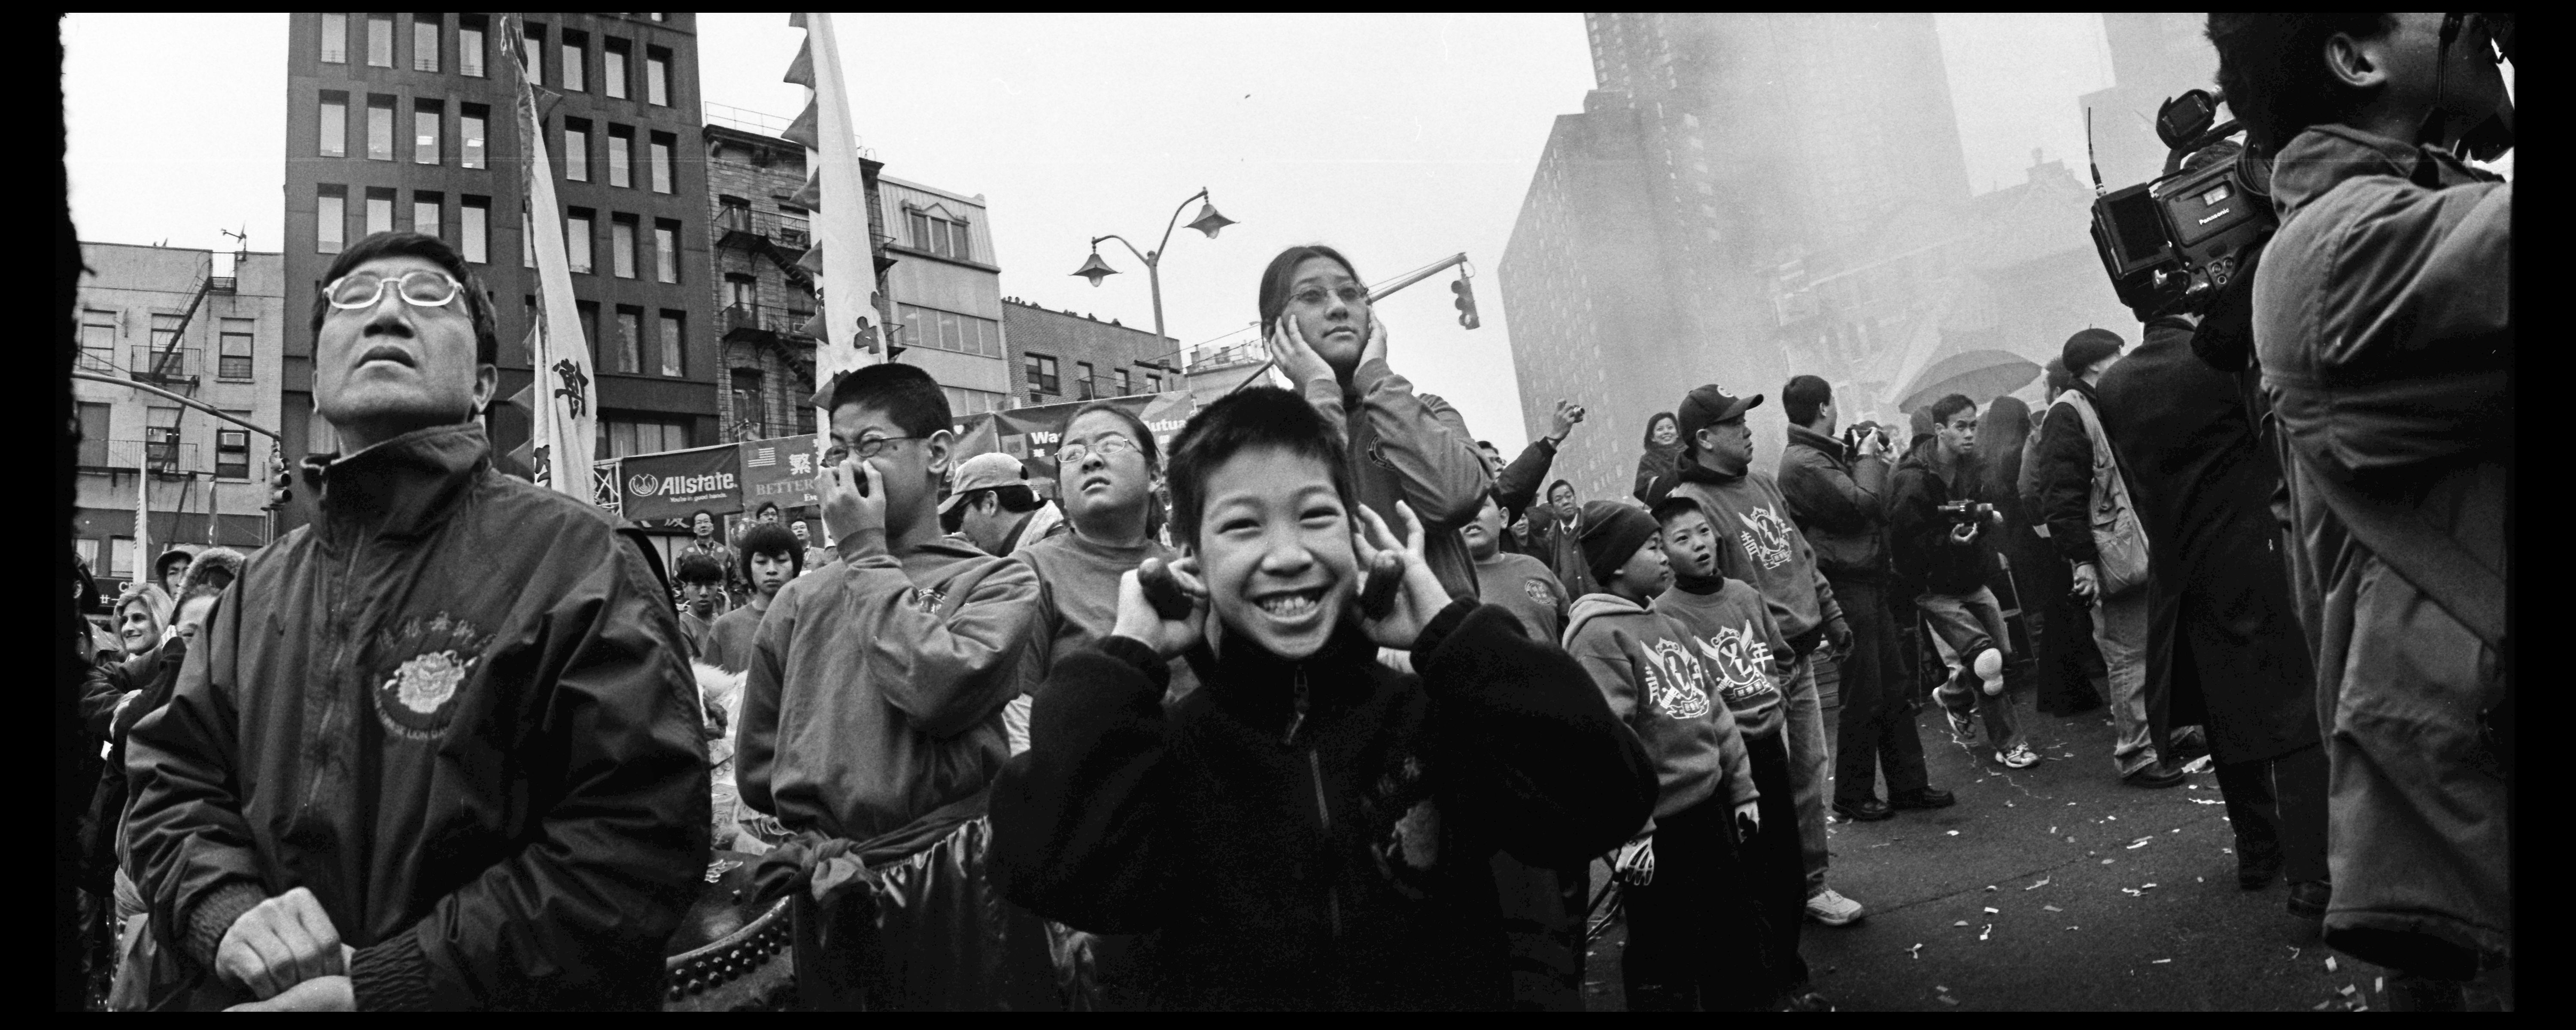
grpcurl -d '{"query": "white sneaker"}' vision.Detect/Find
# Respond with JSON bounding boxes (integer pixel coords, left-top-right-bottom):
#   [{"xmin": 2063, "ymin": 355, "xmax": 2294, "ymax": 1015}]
[
  {"xmin": 1805, "ymin": 888, "xmax": 1865, "ymax": 927},
  {"xmin": 1997, "ymin": 744, "xmax": 2040, "ymax": 769}
]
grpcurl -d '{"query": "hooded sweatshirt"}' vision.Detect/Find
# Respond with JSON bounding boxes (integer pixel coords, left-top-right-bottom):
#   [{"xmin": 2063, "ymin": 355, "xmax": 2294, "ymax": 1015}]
[
  {"xmin": 1562, "ymin": 593, "xmax": 1757, "ymax": 825},
  {"xmin": 737, "ymin": 536, "xmax": 1040, "ymax": 842},
  {"xmin": 1655, "ymin": 572, "xmax": 1789, "ymax": 741},
  {"xmin": 1668, "ymin": 461, "xmax": 1844, "ymax": 653}
]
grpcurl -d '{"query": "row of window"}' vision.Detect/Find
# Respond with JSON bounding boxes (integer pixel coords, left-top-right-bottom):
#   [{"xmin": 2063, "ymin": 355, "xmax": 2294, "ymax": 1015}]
[
  {"xmin": 600, "ymin": 415, "xmax": 692, "ymax": 460},
  {"xmin": 313, "ymin": 91, "xmax": 678, "ymax": 194},
  {"xmin": 317, "ymin": 14, "xmax": 674, "ymax": 109},
  {"xmin": 895, "ymin": 303, "xmax": 1002, "ymax": 358},
  {"xmin": 312, "ymin": 185, "xmax": 681, "ymax": 290},
  {"xmin": 1021, "ymin": 352, "xmax": 1166, "ymax": 398},
  {"xmin": 907, "ymin": 210, "xmax": 975, "ymax": 263},
  {"xmin": 556, "ymin": 300, "xmax": 689, "ymax": 379},
  {"xmin": 547, "ymin": 207, "xmax": 683, "ymax": 283},
  {"xmin": 71, "ymin": 401, "xmax": 255, "ymax": 479},
  {"xmin": 77, "ymin": 310, "xmax": 255, "ymax": 380}
]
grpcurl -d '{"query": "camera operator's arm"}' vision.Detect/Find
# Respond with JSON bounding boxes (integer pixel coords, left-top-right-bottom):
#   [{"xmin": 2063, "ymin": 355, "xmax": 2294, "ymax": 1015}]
[{"xmin": 2035, "ymin": 400, "xmax": 2099, "ymax": 567}]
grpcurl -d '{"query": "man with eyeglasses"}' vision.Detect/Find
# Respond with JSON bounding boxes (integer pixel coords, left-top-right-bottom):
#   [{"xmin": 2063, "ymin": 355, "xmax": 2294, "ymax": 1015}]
[{"xmin": 122, "ymin": 232, "xmax": 712, "ymax": 1010}]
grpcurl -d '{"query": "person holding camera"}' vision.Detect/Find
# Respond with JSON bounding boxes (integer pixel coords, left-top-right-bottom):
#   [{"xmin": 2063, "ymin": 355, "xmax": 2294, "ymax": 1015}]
[
  {"xmin": 1889, "ymin": 394, "xmax": 2032, "ymax": 769},
  {"xmin": 2207, "ymin": 12, "xmax": 2512, "ymax": 1008},
  {"xmin": 1776, "ymin": 376, "xmax": 1945, "ymax": 823},
  {"xmin": 2037, "ymin": 330, "xmax": 2188, "ymax": 789}
]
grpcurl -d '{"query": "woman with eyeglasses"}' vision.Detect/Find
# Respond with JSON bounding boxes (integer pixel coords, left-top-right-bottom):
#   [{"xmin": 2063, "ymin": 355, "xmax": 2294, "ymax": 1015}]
[
  {"xmin": 1260, "ymin": 245, "xmax": 1491, "ymax": 604},
  {"xmin": 1003, "ymin": 403, "xmax": 1199, "ymax": 758}
]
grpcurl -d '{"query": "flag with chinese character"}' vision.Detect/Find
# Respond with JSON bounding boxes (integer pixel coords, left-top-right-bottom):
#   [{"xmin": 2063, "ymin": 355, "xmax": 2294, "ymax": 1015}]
[
  {"xmin": 786, "ymin": 12, "xmax": 882, "ymax": 467},
  {"xmin": 512, "ymin": 13, "xmax": 596, "ymax": 499}
]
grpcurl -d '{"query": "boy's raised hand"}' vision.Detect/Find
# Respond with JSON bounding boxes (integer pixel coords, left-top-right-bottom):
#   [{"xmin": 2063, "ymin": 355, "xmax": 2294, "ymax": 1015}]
[
  {"xmin": 1352, "ymin": 501, "xmax": 1454, "ymax": 648},
  {"xmin": 820, "ymin": 457, "xmax": 888, "ymax": 556},
  {"xmin": 1113, "ymin": 557, "xmax": 1209, "ymax": 660}
]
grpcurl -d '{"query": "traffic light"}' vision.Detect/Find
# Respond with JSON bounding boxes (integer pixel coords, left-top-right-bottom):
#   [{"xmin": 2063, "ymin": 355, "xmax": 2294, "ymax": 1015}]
[{"xmin": 1451, "ymin": 275, "xmax": 1482, "ymax": 330}]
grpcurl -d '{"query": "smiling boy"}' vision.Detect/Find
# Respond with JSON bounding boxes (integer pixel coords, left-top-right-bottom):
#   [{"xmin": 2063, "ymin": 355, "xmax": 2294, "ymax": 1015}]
[{"xmin": 991, "ymin": 387, "xmax": 1653, "ymax": 1010}]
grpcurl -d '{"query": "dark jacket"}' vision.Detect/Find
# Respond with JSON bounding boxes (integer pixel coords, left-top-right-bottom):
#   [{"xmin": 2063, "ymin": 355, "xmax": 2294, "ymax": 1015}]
[
  {"xmin": 1777, "ymin": 424, "xmax": 1890, "ymax": 582},
  {"xmin": 2096, "ymin": 317, "xmax": 2318, "ymax": 766},
  {"xmin": 1633, "ymin": 442, "xmax": 1684, "ymax": 505},
  {"xmin": 1309, "ymin": 372, "xmax": 1493, "ymax": 603},
  {"xmin": 1491, "ymin": 437, "xmax": 1558, "ymax": 528},
  {"xmin": 1887, "ymin": 448, "xmax": 1995, "ymax": 596},
  {"xmin": 122, "ymin": 423, "xmax": 712, "ymax": 1010},
  {"xmin": 990, "ymin": 601, "xmax": 1655, "ymax": 1010},
  {"xmin": 2036, "ymin": 378, "xmax": 2130, "ymax": 567},
  {"xmin": 1526, "ymin": 509, "xmax": 1597, "ymax": 604}
]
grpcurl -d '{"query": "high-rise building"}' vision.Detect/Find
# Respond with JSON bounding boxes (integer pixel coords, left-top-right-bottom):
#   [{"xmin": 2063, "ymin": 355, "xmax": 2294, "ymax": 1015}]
[
  {"xmin": 2077, "ymin": 13, "xmax": 2221, "ymax": 192},
  {"xmin": 72, "ymin": 242, "xmax": 286, "ymax": 591},
  {"xmin": 1503, "ymin": 14, "xmax": 1974, "ymax": 496},
  {"xmin": 280, "ymin": 12, "xmax": 717, "ymax": 530}
]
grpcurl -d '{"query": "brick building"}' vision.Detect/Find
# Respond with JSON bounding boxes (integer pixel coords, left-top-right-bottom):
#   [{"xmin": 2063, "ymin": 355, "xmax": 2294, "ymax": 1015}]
[
  {"xmin": 280, "ymin": 12, "xmax": 720, "ymax": 532},
  {"xmin": 999, "ymin": 298, "xmax": 1180, "ymax": 406},
  {"xmin": 72, "ymin": 242, "xmax": 287, "ymax": 591}
]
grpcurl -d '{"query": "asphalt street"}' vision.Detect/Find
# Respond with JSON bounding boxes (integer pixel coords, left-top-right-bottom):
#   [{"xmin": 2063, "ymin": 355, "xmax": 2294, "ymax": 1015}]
[{"xmin": 1583, "ymin": 701, "xmax": 2391, "ymax": 1012}]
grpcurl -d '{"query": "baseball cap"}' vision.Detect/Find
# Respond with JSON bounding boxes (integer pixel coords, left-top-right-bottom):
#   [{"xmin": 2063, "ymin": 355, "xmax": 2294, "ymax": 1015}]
[
  {"xmin": 1674, "ymin": 384, "xmax": 1763, "ymax": 451},
  {"xmin": 939, "ymin": 451, "xmax": 1030, "ymax": 515}
]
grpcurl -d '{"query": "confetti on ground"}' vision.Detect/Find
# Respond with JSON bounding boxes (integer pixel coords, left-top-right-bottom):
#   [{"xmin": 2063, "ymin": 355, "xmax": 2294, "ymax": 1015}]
[
  {"xmin": 2376, "ymin": 977, "xmax": 2384, "ymax": 994},
  {"xmin": 2128, "ymin": 839, "xmax": 2152, "ymax": 850},
  {"xmin": 2122, "ymin": 888, "xmax": 2143, "ymax": 897},
  {"xmin": 1908, "ymin": 943, "xmax": 1924, "ymax": 959},
  {"xmin": 1984, "ymin": 907, "xmax": 2000, "ymax": 914},
  {"xmin": 2068, "ymin": 836, "xmax": 2079, "ymax": 842},
  {"xmin": 2142, "ymin": 883, "xmax": 2157, "ymax": 890},
  {"xmin": 1978, "ymin": 924, "xmax": 1992, "ymax": 941},
  {"xmin": 2312, "ymin": 1001, "xmax": 2335, "ymax": 1010},
  {"xmin": 2102, "ymin": 858, "xmax": 2116, "ymax": 865},
  {"xmin": 2190, "ymin": 798, "xmax": 2225, "ymax": 805},
  {"xmin": 2152, "ymin": 959, "xmax": 2172, "ymax": 964},
  {"xmin": 2172, "ymin": 828, "xmax": 2182, "ymax": 833},
  {"xmin": 1937, "ymin": 996, "xmax": 1961, "ymax": 1006},
  {"xmin": 1985, "ymin": 885, "xmax": 1998, "ymax": 891},
  {"xmin": 2107, "ymin": 815, "xmax": 2118, "ymax": 821},
  {"xmin": 2066, "ymin": 926, "xmax": 2080, "ymax": 931},
  {"xmin": 1954, "ymin": 920, "xmax": 1971, "ymax": 927},
  {"xmin": 2026, "ymin": 877, "xmax": 2051, "ymax": 890},
  {"xmin": 2222, "ymin": 848, "xmax": 2234, "ymax": 854},
  {"xmin": 2325, "ymin": 957, "xmax": 2337, "ymax": 972},
  {"xmin": 2043, "ymin": 904, "xmax": 2063, "ymax": 912},
  {"xmin": 2197, "ymin": 877, "xmax": 2204, "ymax": 883},
  {"xmin": 2049, "ymin": 826, "xmax": 2058, "ymax": 834},
  {"xmin": 1947, "ymin": 830, "xmax": 1960, "ymax": 836}
]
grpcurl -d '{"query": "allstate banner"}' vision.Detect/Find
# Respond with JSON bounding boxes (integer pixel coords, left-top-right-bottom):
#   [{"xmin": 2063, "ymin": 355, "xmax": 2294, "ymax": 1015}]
[
  {"xmin": 617, "ymin": 442, "xmax": 745, "ymax": 521},
  {"xmin": 950, "ymin": 391, "xmax": 1193, "ymax": 488},
  {"xmin": 739, "ymin": 433, "xmax": 821, "ymax": 509}
]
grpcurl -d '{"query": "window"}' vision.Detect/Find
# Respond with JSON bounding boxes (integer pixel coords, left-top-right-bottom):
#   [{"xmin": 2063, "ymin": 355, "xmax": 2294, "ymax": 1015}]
[
  {"xmin": 610, "ymin": 216, "xmax": 637, "ymax": 279},
  {"xmin": 147, "ymin": 314, "xmax": 182, "ymax": 363},
  {"xmin": 725, "ymin": 276, "xmax": 753, "ymax": 311},
  {"xmin": 365, "ymin": 188, "xmax": 395, "ymax": 236},
  {"xmin": 648, "ymin": 133, "xmax": 674, "ymax": 192},
  {"xmin": 658, "ymin": 312, "xmax": 685, "ymax": 377},
  {"xmin": 77, "ymin": 401, "xmax": 109, "ymax": 467},
  {"xmin": 776, "ymin": 205, "xmax": 810, "ymax": 247},
  {"xmin": 732, "ymin": 369, "xmax": 764, "ymax": 437},
  {"xmin": 603, "ymin": 39, "xmax": 629, "ymax": 99},
  {"xmin": 460, "ymin": 196, "xmax": 489, "ymax": 263},
  {"xmin": 600, "ymin": 417, "xmax": 690, "ymax": 458},
  {"xmin": 218, "ymin": 318, "xmax": 254, "ymax": 379},
  {"xmin": 413, "ymin": 191, "xmax": 442, "ymax": 239},
  {"xmin": 1025, "ymin": 353, "xmax": 1059, "ymax": 395},
  {"xmin": 565, "ymin": 209, "xmax": 593, "ymax": 273},
  {"xmin": 559, "ymin": 30, "xmax": 586, "ymax": 92},
  {"xmin": 521, "ymin": 24, "xmax": 542, "ymax": 84},
  {"xmin": 895, "ymin": 303, "xmax": 1001, "ymax": 357},
  {"xmin": 316, "ymin": 187, "xmax": 346, "ymax": 253},
  {"xmin": 365, "ymin": 14, "xmax": 392, "ymax": 67},
  {"xmin": 942, "ymin": 387, "xmax": 1006, "ymax": 417},
  {"xmin": 606, "ymin": 125, "xmax": 632, "ymax": 187},
  {"xmin": 111, "ymin": 537, "xmax": 134, "ymax": 579},
  {"xmin": 414, "ymin": 100, "xmax": 443, "ymax": 165},
  {"xmin": 146, "ymin": 406, "xmax": 181, "ymax": 471},
  {"xmin": 81, "ymin": 309, "xmax": 115, "ymax": 370},
  {"xmin": 907, "ymin": 209, "xmax": 972, "ymax": 261},
  {"xmin": 319, "ymin": 12, "xmax": 347, "ymax": 63},
  {"xmin": 937, "ymin": 310, "xmax": 962, "ymax": 353},
  {"xmin": 562, "ymin": 120, "xmax": 589, "ymax": 181},
  {"xmin": 1076, "ymin": 361, "xmax": 1097, "ymax": 398},
  {"xmin": 653, "ymin": 220, "xmax": 678, "ymax": 283},
  {"xmin": 367, "ymin": 96, "xmax": 395, "ymax": 160},
  {"xmin": 1147, "ymin": 373, "xmax": 1163, "ymax": 392},
  {"xmin": 458, "ymin": 17, "xmax": 485, "ymax": 77},
  {"xmin": 317, "ymin": 92, "xmax": 347, "ymax": 157},
  {"xmin": 216, "ymin": 428, "xmax": 251, "ymax": 480},
  {"xmin": 74, "ymin": 537, "xmax": 100, "ymax": 575},
  {"xmin": 459, "ymin": 105, "xmax": 486, "ymax": 168},
  {"xmin": 646, "ymin": 47, "xmax": 671, "ymax": 105},
  {"xmin": 577, "ymin": 301, "xmax": 600, "ymax": 362},
  {"xmin": 613, "ymin": 306, "xmax": 643, "ymax": 373},
  {"xmin": 1116, "ymin": 368, "xmax": 1131, "ymax": 394},
  {"xmin": 412, "ymin": 15, "xmax": 439, "ymax": 73}
]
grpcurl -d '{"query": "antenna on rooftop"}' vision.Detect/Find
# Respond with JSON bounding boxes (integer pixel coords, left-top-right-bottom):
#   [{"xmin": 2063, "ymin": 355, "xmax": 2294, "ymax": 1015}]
[{"xmin": 2085, "ymin": 107, "xmax": 2105, "ymax": 195}]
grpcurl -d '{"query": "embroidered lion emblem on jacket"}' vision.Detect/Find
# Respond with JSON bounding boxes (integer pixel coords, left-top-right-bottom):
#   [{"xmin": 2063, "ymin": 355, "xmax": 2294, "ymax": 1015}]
[{"xmin": 370, "ymin": 612, "xmax": 495, "ymax": 741}]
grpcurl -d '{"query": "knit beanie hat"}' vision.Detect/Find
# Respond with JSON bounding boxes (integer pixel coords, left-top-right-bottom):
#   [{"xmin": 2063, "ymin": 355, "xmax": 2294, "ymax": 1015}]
[
  {"xmin": 2062, "ymin": 328, "xmax": 2125, "ymax": 377},
  {"xmin": 1579, "ymin": 501, "xmax": 1660, "ymax": 589}
]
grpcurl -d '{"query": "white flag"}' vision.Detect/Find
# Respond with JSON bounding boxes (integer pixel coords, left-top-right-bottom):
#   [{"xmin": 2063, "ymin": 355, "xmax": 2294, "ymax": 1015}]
[
  {"xmin": 793, "ymin": 12, "xmax": 884, "ymax": 406},
  {"xmin": 512, "ymin": 15, "xmax": 596, "ymax": 499}
]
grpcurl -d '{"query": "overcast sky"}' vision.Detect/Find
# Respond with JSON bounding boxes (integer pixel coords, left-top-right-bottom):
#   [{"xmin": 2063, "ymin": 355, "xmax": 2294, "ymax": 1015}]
[{"xmin": 67, "ymin": 12, "xmax": 2140, "ymax": 452}]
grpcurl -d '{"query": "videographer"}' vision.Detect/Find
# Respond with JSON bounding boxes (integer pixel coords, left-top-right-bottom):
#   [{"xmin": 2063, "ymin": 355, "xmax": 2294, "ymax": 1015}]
[
  {"xmin": 1888, "ymin": 395, "xmax": 2031, "ymax": 770},
  {"xmin": 2208, "ymin": 12, "xmax": 2512, "ymax": 1008},
  {"xmin": 2037, "ymin": 329, "xmax": 2188, "ymax": 789},
  {"xmin": 1777, "ymin": 376, "xmax": 1947, "ymax": 823}
]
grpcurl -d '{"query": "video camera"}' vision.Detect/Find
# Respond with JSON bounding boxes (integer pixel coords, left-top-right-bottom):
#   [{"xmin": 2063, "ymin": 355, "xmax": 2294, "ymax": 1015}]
[
  {"xmin": 1937, "ymin": 500, "xmax": 2000, "ymax": 528},
  {"xmin": 1839, "ymin": 421, "xmax": 1889, "ymax": 458},
  {"xmin": 2087, "ymin": 88, "xmax": 2274, "ymax": 322}
]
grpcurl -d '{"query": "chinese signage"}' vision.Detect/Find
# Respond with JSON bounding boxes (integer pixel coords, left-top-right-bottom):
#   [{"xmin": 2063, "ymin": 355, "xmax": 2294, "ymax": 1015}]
[{"xmin": 739, "ymin": 434, "xmax": 822, "ymax": 509}]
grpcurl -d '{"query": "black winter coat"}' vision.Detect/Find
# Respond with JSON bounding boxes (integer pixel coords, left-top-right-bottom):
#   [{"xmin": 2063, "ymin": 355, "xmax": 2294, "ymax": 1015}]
[
  {"xmin": 2094, "ymin": 319, "xmax": 2319, "ymax": 765},
  {"xmin": 990, "ymin": 601, "xmax": 1655, "ymax": 1010},
  {"xmin": 1888, "ymin": 450, "xmax": 1996, "ymax": 596},
  {"xmin": 2036, "ymin": 379, "xmax": 2124, "ymax": 566}
]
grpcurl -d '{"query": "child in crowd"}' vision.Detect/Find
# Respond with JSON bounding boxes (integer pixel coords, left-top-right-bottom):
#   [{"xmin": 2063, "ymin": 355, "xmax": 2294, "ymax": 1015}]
[
  {"xmin": 1558, "ymin": 500, "xmax": 1771, "ymax": 1011},
  {"xmin": 1007, "ymin": 402, "xmax": 1198, "ymax": 756},
  {"xmin": 991, "ymin": 387, "xmax": 1654, "ymax": 1011},
  {"xmin": 673, "ymin": 552, "xmax": 725, "ymax": 661},
  {"xmin": 1651, "ymin": 498, "xmax": 1828, "ymax": 1010},
  {"xmin": 736, "ymin": 363, "xmax": 1040, "ymax": 843},
  {"xmin": 1462, "ymin": 490, "xmax": 1567, "ymax": 643},
  {"xmin": 703, "ymin": 523, "xmax": 802, "ymax": 675}
]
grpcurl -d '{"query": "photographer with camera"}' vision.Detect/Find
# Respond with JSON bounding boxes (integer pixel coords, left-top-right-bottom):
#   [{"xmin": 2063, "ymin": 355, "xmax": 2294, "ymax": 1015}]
[
  {"xmin": 1889, "ymin": 395, "xmax": 2031, "ymax": 770},
  {"xmin": 2037, "ymin": 330, "xmax": 2188, "ymax": 789},
  {"xmin": 1777, "ymin": 376, "xmax": 1946, "ymax": 824},
  {"xmin": 2205, "ymin": 13, "xmax": 2512, "ymax": 1008}
]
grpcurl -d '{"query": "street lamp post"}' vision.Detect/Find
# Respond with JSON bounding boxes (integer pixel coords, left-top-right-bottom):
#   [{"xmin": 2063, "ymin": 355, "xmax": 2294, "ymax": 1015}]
[{"xmin": 1070, "ymin": 187, "xmax": 1236, "ymax": 348}]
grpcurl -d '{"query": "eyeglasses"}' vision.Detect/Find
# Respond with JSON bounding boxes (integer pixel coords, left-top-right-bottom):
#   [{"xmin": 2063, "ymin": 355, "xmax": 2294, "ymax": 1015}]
[
  {"xmin": 323, "ymin": 270, "xmax": 466, "ymax": 311},
  {"xmin": 1290, "ymin": 285, "xmax": 1367, "ymax": 307},
  {"xmin": 823, "ymin": 435, "xmax": 922, "ymax": 464},
  {"xmin": 1056, "ymin": 435, "xmax": 1139, "ymax": 468}
]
